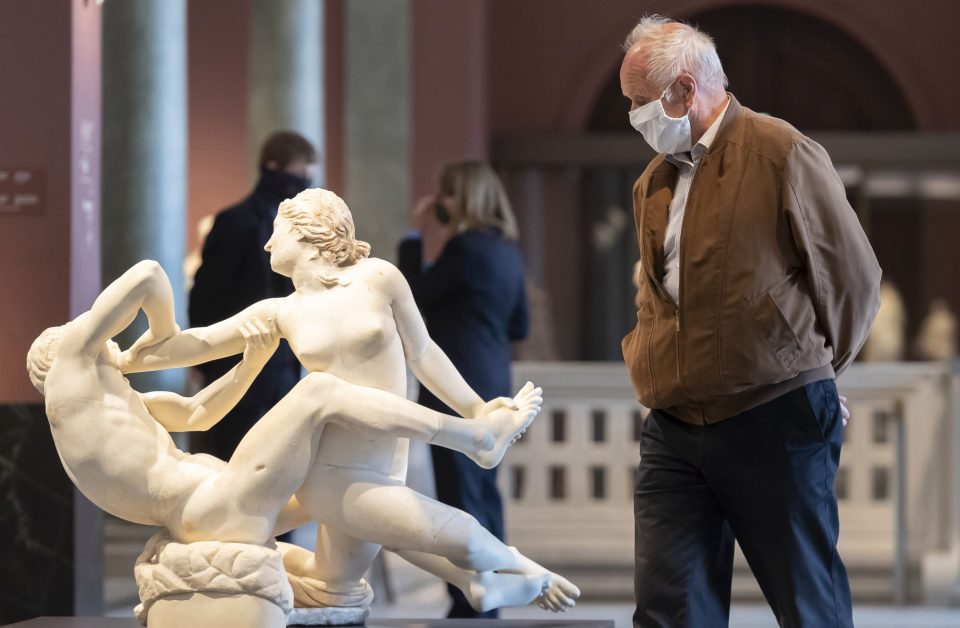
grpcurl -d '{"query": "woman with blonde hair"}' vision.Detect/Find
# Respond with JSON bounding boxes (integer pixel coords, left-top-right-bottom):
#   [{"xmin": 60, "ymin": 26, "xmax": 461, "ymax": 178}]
[{"xmin": 398, "ymin": 160, "xmax": 530, "ymax": 617}]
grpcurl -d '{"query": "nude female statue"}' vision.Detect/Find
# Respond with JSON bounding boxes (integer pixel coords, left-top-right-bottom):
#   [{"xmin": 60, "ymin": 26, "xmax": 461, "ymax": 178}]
[
  {"xmin": 27, "ymin": 259, "xmax": 560, "ymax": 615},
  {"xmin": 121, "ymin": 188, "xmax": 580, "ymax": 613}
]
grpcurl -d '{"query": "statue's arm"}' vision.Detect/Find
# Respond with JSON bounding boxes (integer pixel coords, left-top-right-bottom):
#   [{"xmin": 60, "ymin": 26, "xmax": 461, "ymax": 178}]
[
  {"xmin": 384, "ymin": 260, "xmax": 485, "ymax": 419},
  {"xmin": 141, "ymin": 317, "xmax": 279, "ymax": 432},
  {"xmin": 123, "ymin": 298, "xmax": 280, "ymax": 373},
  {"xmin": 73, "ymin": 260, "xmax": 179, "ymax": 359}
]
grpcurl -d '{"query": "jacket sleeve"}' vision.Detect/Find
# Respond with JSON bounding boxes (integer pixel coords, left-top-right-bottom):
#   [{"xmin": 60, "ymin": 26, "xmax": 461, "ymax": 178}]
[
  {"xmin": 508, "ymin": 279, "xmax": 530, "ymax": 341},
  {"xmin": 783, "ymin": 138, "xmax": 882, "ymax": 375},
  {"xmin": 622, "ymin": 177, "xmax": 647, "ymax": 376},
  {"xmin": 397, "ymin": 236, "xmax": 423, "ymax": 278},
  {"xmin": 189, "ymin": 212, "xmax": 247, "ymax": 328},
  {"xmin": 400, "ymin": 235, "xmax": 468, "ymax": 307}
]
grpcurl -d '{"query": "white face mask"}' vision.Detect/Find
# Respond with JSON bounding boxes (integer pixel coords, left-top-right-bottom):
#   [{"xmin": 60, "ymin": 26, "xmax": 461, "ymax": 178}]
[{"xmin": 628, "ymin": 85, "xmax": 692, "ymax": 155}]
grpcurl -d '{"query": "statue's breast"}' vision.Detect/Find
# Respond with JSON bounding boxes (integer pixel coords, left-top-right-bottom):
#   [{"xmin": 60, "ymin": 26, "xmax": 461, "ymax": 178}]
[{"xmin": 281, "ymin": 289, "xmax": 398, "ymax": 373}]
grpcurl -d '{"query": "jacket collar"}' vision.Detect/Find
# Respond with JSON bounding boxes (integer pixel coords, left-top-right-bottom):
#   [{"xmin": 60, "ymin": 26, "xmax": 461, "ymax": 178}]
[
  {"xmin": 251, "ymin": 168, "xmax": 311, "ymax": 219},
  {"xmin": 706, "ymin": 92, "xmax": 742, "ymax": 156}
]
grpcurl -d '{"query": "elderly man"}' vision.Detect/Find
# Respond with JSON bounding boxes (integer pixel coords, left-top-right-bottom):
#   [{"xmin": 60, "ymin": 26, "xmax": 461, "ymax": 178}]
[{"xmin": 620, "ymin": 15, "xmax": 880, "ymax": 628}]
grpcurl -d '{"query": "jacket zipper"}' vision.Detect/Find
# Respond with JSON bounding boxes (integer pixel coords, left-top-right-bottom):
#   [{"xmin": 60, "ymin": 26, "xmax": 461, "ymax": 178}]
[{"xmin": 675, "ymin": 157, "xmax": 706, "ymax": 419}]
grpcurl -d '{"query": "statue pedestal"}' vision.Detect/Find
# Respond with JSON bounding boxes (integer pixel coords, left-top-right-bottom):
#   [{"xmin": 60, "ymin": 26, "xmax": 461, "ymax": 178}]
[
  {"xmin": 133, "ymin": 533, "xmax": 295, "ymax": 627},
  {"xmin": 147, "ymin": 592, "xmax": 286, "ymax": 628},
  {"xmin": 132, "ymin": 533, "xmax": 374, "ymax": 627}
]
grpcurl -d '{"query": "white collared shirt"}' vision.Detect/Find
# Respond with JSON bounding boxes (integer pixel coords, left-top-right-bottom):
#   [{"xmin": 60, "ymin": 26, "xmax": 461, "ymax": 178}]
[{"xmin": 660, "ymin": 97, "xmax": 730, "ymax": 304}]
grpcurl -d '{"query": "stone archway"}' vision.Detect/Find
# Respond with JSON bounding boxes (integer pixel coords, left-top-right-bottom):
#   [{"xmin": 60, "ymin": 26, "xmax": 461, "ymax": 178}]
[{"xmin": 586, "ymin": 5, "xmax": 916, "ymax": 132}]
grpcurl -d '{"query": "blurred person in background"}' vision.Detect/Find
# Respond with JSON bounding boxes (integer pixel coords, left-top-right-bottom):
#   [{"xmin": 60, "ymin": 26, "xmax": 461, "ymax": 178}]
[
  {"xmin": 398, "ymin": 160, "xmax": 529, "ymax": 618},
  {"xmin": 189, "ymin": 130, "xmax": 318, "ymax": 462}
]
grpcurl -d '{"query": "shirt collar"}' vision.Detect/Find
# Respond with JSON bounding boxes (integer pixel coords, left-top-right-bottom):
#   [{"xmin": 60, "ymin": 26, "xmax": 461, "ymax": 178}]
[{"xmin": 667, "ymin": 95, "xmax": 731, "ymax": 166}]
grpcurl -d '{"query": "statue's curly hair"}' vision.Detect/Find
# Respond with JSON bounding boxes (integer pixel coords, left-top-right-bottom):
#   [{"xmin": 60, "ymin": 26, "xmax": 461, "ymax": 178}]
[
  {"xmin": 278, "ymin": 189, "xmax": 371, "ymax": 266},
  {"xmin": 26, "ymin": 326, "xmax": 63, "ymax": 394}
]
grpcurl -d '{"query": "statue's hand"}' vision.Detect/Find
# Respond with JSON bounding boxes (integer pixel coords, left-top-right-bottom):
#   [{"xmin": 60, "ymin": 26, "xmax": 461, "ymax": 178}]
[
  {"xmin": 476, "ymin": 395, "xmax": 519, "ymax": 419},
  {"xmin": 240, "ymin": 317, "xmax": 280, "ymax": 365},
  {"xmin": 122, "ymin": 324, "xmax": 181, "ymax": 367}
]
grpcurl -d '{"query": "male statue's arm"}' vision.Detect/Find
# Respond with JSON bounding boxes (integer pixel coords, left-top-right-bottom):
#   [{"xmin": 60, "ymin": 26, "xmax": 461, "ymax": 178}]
[
  {"xmin": 69, "ymin": 260, "xmax": 179, "ymax": 359},
  {"xmin": 783, "ymin": 138, "xmax": 882, "ymax": 375},
  {"xmin": 141, "ymin": 318, "xmax": 279, "ymax": 432}
]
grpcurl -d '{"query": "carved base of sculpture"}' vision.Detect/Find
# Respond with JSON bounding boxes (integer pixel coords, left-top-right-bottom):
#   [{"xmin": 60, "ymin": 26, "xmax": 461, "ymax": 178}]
[
  {"xmin": 147, "ymin": 593, "xmax": 288, "ymax": 628},
  {"xmin": 134, "ymin": 533, "xmax": 293, "ymax": 627},
  {"xmin": 134, "ymin": 533, "xmax": 370, "ymax": 627}
]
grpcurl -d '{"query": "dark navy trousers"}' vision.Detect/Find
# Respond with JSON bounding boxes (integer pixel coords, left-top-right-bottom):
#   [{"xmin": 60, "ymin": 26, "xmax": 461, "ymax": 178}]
[{"xmin": 634, "ymin": 379, "xmax": 853, "ymax": 628}]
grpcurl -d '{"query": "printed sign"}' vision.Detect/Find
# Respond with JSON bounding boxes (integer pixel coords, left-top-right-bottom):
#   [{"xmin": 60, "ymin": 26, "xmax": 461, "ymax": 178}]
[{"xmin": 0, "ymin": 168, "xmax": 45, "ymax": 214}]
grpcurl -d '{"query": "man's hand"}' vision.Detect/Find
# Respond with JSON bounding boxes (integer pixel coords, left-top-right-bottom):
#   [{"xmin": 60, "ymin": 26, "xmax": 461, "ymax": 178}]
[
  {"xmin": 839, "ymin": 394, "xmax": 850, "ymax": 427},
  {"xmin": 240, "ymin": 317, "xmax": 280, "ymax": 365}
]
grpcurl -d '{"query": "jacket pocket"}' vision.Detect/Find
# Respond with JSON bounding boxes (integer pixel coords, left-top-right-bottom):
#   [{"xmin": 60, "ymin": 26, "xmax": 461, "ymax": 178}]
[
  {"xmin": 720, "ymin": 291, "xmax": 803, "ymax": 392},
  {"xmin": 622, "ymin": 304, "xmax": 660, "ymax": 407}
]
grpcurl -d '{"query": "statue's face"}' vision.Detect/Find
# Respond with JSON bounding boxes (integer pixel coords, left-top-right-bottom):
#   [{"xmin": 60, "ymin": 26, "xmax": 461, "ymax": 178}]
[{"xmin": 265, "ymin": 215, "xmax": 308, "ymax": 277}]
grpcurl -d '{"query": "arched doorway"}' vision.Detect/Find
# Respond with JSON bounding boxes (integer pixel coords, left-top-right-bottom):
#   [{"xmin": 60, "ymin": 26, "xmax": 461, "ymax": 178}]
[{"xmin": 587, "ymin": 5, "xmax": 916, "ymax": 132}]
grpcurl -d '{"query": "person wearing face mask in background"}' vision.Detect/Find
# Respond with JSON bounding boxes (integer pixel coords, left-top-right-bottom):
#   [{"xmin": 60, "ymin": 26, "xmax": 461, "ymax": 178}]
[
  {"xmin": 397, "ymin": 160, "xmax": 529, "ymax": 619},
  {"xmin": 620, "ymin": 16, "xmax": 881, "ymax": 628},
  {"xmin": 189, "ymin": 130, "xmax": 317, "ymax": 463}
]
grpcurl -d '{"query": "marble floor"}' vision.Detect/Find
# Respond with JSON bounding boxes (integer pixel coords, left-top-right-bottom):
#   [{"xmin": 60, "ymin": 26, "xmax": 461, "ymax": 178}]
[
  {"xmin": 104, "ymin": 546, "xmax": 960, "ymax": 628},
  {"xmin": 102, "ymin": 518, "xmax": 960, "ymax": 627},
  {"xmin": 366, "ymin": 552, "xmax": 960, "ymax": 628}
]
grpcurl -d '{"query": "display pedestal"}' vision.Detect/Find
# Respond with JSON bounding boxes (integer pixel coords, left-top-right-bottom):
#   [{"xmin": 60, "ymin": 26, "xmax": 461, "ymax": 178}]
[{"xmin": 7, "ymin": 618, "xmax": 614, "ymax": 628}]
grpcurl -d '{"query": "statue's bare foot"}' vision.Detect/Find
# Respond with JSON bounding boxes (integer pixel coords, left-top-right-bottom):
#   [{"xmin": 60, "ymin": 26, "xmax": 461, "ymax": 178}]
[
  {"xmin": 465, "ymin": 570, "xmax": 549, "ymax": 613},
  {"xmin": 503, "ymin": 546, "xmax": 581, "ymax": 613},
  {"xmin": 472, "ymin": 382, "xmax": 542, "ymax": 469}
]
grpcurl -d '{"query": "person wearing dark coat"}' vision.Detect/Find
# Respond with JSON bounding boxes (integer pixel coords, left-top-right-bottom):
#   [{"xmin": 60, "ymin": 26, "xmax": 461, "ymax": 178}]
[
  {"xmin": 398, "ymin": 160, "xmax": 529, "ymax": 619},
  {"xmin": 189, "ymin": 131, "xmax": 317, "ymax": 462}
]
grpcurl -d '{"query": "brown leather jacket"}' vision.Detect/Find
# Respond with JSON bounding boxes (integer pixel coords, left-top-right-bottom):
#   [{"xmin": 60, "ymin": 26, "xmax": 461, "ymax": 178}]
[{"xmin": 622, "ymin": 95, "xmax": 881, "ymax": 424}]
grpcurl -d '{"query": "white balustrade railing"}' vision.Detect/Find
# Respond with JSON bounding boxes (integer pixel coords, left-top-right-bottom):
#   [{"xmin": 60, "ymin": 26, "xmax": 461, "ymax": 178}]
[{"xmin": 501, "ymin": 361, "xmax": 960, "ymax": 603}]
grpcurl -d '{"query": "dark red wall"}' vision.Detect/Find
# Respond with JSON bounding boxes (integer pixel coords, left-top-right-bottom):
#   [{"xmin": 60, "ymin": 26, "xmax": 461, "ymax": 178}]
[
  {"xmin": 487, "ymin": 0, "xmax": 958, "ymax": 134},
  {"xmin": 0, "ymin": 1, "xmax": 74, "ymax": 401}
]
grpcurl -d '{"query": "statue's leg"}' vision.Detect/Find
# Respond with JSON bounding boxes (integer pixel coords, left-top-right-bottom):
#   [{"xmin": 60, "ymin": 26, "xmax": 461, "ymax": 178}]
[
  {"xmin": 299, "ymin": 466, "xmax": 519, "ymax": 572},
  {"xmin": 394, "ymin": 549, "xmax": 548, "ymax": 612},
  {"xmin": 317, "ymin": 377, "xmax": 540, "ymax": 468},
  {"xmin": 171, "ymin": 372, "xmax": 338, "ymax": 543},
  {"xmin": 175, "ymin": 372, "xmax": 535, "ymax": 543},
  {"xmin": 297, "ymin": 466, "xmax": 580, "ymax": 611},
  {"xmin": 275, "ymin": 527, "xmax": 379, "ymax": 608}
]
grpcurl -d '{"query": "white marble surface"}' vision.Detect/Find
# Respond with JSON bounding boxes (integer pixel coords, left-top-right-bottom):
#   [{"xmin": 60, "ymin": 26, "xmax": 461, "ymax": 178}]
[{"xmin": 287, "ymin": 606, "xmax": 369, "ymax": 626}]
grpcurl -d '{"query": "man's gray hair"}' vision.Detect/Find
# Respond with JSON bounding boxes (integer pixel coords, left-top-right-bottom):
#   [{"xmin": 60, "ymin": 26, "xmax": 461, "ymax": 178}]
[{"xmin": 622, "ymin": 15, "xmax": 728, "ymax": 92}]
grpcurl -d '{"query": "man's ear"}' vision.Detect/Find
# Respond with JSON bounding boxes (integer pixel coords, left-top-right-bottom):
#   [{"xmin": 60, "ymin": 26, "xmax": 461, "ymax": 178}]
[
  {"xmin": 263, "ymin": 159, "xmax": 279, "ymax": 171},
  {"xmin": 677, "ymin": 73, "xmax": 697, "ymax": 107}
]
